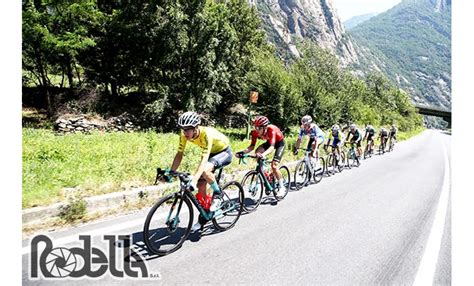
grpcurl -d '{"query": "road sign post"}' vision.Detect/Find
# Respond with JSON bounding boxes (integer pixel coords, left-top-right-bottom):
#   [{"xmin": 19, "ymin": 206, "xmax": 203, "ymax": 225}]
[{"xmin": 246, "ymin": 91, "xmax": 258, "ymax": 139}]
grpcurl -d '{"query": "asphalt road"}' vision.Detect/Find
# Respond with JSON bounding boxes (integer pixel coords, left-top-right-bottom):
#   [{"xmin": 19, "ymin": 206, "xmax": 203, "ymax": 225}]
[{"xmin": 22, "ymin": 129, "xmax": 451, "ymax": 285}]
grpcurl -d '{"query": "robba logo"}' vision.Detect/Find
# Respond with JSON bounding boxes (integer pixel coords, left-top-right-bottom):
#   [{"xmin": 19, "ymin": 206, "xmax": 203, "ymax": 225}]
[{"xmin": 30, "ymin": 234, "xmax": 158, "ymax": 279}]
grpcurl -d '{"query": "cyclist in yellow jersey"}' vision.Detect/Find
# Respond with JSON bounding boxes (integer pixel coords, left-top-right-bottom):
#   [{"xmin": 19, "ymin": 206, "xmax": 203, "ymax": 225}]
[{"xmin": 170, "ymin": 112, "xmax": 232, "ymax": 232}]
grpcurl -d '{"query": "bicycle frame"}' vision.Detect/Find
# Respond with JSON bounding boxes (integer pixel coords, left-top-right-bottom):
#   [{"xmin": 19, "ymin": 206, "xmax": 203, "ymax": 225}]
[
  {"xmin": 347, "ymin": 143, "xmax": 357, "ymax": 159},
  {"xmin": 156, "ymin": 169, "xmax": 221, "ymax": 223},
  {"xmin": 240, "ymin": 155, "xmax": 275, "ymax": 192},
  {"xmin": 297, "ymin": 148, "xmax": 317, "ymax": 173}
]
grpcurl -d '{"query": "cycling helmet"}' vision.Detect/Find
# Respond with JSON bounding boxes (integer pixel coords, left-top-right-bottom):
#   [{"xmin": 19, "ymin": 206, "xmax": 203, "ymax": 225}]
[
  {"xmin": 253, "ymin": 115, "xmax": 269, "ymax": 127},
  {"xmin": 350, "ymin": 123, "xmax": 356, "ymax": 131},
  {"xmin": 177, "ymin": 111, "xmax": 201, "ymax": 129},
  {"xmin": 301, "ymin": 115, "xmax": 312, "ymax": 125},
  {"xmin": 331, "ymin": 124, "xmax": 340, "ymax": 132}
]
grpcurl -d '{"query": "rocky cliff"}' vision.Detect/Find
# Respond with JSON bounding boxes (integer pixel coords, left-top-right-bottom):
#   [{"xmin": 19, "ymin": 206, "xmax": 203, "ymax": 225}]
[{"xmin": 250, "ymin": 0, "xmax": 359, "ymax": 66}]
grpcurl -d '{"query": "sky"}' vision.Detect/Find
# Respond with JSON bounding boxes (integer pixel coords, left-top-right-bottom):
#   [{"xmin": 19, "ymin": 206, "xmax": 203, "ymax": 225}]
[{"xmin": 331, "ymin": 0, "xmax": 402, "ymax": 21}]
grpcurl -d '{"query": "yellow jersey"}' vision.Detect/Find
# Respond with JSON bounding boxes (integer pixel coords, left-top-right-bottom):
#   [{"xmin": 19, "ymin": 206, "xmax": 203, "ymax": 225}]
[{"xmin": 177, "ymin": 126, "xmax": 229, "ymax": 156}]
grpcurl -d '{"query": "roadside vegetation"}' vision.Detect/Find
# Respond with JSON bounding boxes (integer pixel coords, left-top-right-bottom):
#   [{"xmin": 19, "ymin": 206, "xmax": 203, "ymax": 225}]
[{"xmin": 23, "ymin": 126, "xmax": 424, "ymax": 208}]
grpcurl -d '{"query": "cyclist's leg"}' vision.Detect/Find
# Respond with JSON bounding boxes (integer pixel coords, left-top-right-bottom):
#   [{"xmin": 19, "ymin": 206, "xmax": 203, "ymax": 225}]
[
  {"xmin": 307, "ymin": 137, "xmax": 316, "ymax": 161},
  {"xmin": 335, "ymin": 138, "xmax": 342, "ymax": 160},
  {"xmin": 356, "ymin": 137, "xmax": 362, "ymax": 157},
  {"xmin": 206, "ymin": 148, "xmax": 233, "ymax": 212},
  {"xmin": 205, "ymin": 147, "xmax": 233, "ymax": 193},
  {"xmin": 271, "ymin": 140, "xmax": 285, "ymax": 187},
  {"xmin": 314, "ymin": 136, "xmax": 324, "ymax": 161},
  {"xmin": 255, "ymin": 142, "xmax": 268, "ymax": 156}
]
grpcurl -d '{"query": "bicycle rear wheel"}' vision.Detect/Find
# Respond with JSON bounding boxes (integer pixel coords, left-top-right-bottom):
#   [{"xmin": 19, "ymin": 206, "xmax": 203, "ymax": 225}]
[
  {"xmin": 241, "ymin": 170, "xmax": 264, "ymax": 212},
  {"xmin": 143, "ymin": 193, "xmax": 193, "ymax": 256},
  {"xmin": 273, "ymin": 165, "xmax": 290, "ymax": 200},
  {"xmin": 212, "ymin": 181, "xmax": 244, "ymax": 231},
  {"xmin": 294, "ymin": 160, "xmax": 309, "ymax": 190},
  {"xmin": 313, "ymin": 158, "xmax": 324, "ymax": 183},
  {"xmin": 319, "ymin": 157, "xmax": 327, "ymax": 177},
  {"xmin": 338, "ymin": 152, "xmax": 345, "ymax": 172}
]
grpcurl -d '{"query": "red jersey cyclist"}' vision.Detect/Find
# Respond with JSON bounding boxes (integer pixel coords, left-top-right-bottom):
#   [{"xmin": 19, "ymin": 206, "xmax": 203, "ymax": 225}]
[{"xmin": 235, "ymin": 116, "xmax": 286, "ymax": 192}]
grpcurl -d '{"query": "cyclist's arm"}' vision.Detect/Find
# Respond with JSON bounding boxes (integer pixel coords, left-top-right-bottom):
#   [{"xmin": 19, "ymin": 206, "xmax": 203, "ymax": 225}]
[
  {"xmin": 295, "ymin": 137, "xmax": 302, "ymax": 150},
  {"xmin": 242, "ymin": 131, "xmax": 258, "ymax": 153},
  {"xmin": 171, "ymin": 152, "xmax": 183, "ymax": 171},
  {"xmin": 295, "ymin": 128, "xmax": 305, "ymax": 149}
]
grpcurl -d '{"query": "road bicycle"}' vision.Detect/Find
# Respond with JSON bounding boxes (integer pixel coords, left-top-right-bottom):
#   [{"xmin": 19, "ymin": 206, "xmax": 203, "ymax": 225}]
[
  {"xmin": 363, "ymin": 138, "xmax": 374, "ymax": 159},
  {"xmin": 293, "ymin": 148, "xmax": 324, "ymax": 190},
  {"xmin": 239, "ymin": 154, "xmax": 291, "ymax": 212},
  {"xmin": 344, "ymin": 141, "xmax": 361, "ymax": 168},
  {"xmin": 387, "ymin": 136, "xmax": 396, "ymax": 152},
  {"xmin": 143, "ymin": 168, "xmax": 244, "ymax": 256},
  {"xmin": 378, "ymin": 136, "xmax": 388, "ymax": 155},
  {"xmin": 325, "ymin": 145, "xmax": 345, "ymax": 175}
]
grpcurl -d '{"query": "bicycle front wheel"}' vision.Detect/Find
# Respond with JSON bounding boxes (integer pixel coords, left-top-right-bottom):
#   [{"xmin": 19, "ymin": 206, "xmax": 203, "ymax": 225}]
[
  {"xmin": 241, "ymin": 170, "xmax": 264, "ymax": 212},
  {"xmin": 274, "ymin": 165, "xmax": 290, "ymax": 200},
  {"xmin": 143, "ymin": 193, "xmax": 193, "ymax": 256},
  {"xmin": 212, "ymin": 181, "xmax": 244, "ymax": 231},
  {"xmin": 294, "ymin": 160, "xmax": 309, "ymax": 190}
]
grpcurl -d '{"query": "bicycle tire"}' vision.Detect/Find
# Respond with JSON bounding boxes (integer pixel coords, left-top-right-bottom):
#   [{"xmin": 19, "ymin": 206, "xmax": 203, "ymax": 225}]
[
  {"xmin": 143, "ymin": 193, "xmax": 193, "ymax": 256},
  {"xmin": 240, "ymin": 170, "xmax": 264, "ymax": 212},
  {"xmin": 328, "ymin": 154, "xmax": 336, "ymax": 175},
  {"xmin": 273, "ymin": 165, "xmax": 290, "ymax": 200},
  {"xmin": 294, "ymin": 160, "xmax": 309, "ymax": 190},
  {"xmin": 338, "ymin": 151, "xmax": 345, "ymax": 172},
  {"xmin": 313, "ymin": 158, "xmax": 324, "ymax": 183},
  {"xmin": 319, "ymin": 157, "xmax": 328, "ymax": 177},
  {"xmin": 212, "ymin": 181, "xmax": 244, "ymax": 231}
]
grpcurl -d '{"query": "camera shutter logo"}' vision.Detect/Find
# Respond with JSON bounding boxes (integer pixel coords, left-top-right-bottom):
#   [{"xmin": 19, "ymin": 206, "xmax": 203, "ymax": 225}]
[{"xmin": 45, "ymin": 247, "xmax": 77, "ymax": 277}]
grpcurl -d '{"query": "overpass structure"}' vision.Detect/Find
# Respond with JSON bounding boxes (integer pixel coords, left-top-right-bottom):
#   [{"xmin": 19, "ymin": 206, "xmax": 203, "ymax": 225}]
[{"xmin": 414, "ymin": 104, "xmax": 451, "ymax": 128}]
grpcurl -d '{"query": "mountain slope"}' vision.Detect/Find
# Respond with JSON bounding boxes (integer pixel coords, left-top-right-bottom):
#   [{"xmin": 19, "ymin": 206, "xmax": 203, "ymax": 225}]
[
  {"xmin": 250, "ymin": 0, "xmax": 359, "ymax": 66},
  {"xmin": 349, "ymin": 0, "xmax": 451, "ymax": 108},
  {"xmin": 344, "ymin": 13, "xmax": 378, "ymax": 30}
]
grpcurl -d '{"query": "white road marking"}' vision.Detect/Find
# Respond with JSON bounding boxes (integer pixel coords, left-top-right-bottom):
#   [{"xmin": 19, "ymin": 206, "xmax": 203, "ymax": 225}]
[{"xmin": 413, "ymin": 141, "xmax": 450, "ymax": 285}]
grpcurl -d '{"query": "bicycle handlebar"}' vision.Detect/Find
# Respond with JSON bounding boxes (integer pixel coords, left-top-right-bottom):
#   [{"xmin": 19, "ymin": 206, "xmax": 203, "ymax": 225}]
[
  {"xmin": 238, "ymin": 154, "xmax": 269, "ymax": 166},
  {"xmin": 154, "ymin": 168, "xmax": 192, "ymax": 186}
]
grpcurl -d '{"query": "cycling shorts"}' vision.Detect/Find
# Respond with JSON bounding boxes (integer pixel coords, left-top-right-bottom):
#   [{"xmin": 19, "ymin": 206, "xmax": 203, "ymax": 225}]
[
  {"xmin": 258, "ymin": 140, "xmax": 285, "ymax": 163},
  {"xmin": 208, "ymin": 146, "xmax": 232, "ymax": 170},
  {"xmin": 330, "ymin": 138, "xmax": 342, "ymax": 148}
]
